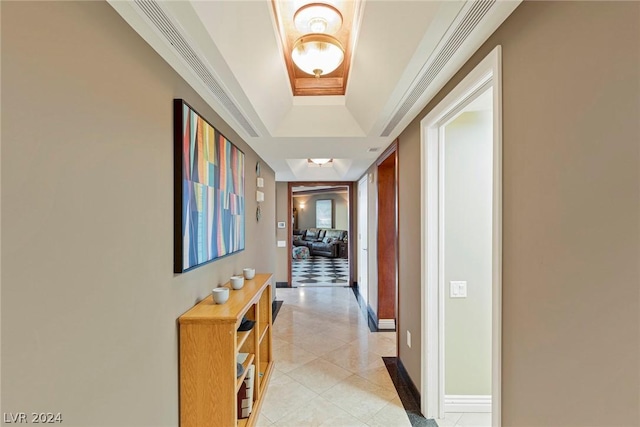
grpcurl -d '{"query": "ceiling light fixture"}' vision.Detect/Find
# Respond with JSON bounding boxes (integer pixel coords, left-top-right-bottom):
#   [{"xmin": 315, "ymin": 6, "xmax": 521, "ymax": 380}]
[
  {"xmin": 293, "ymin": 3, "xmax": 343, "ymax": 34},
  {"xmin": 308, "ymin": 158, "xmax": 333, "ymax": 166},
  {"xmin": 291, "ymin": 3, "xmax": 345, "ymax": 78},
  {"xmin": 292, "ymin": 34, "xmax": 344, "ymax": 78},
  {"xmin": 272, "ymin": 0, "xmax": 357, "ymax": 95}
]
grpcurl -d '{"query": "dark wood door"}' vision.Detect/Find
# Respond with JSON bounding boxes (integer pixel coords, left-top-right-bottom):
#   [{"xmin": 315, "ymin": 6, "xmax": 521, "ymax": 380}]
[{"xmin": 377, "ymin": 150, "xmax": 397, "ymax": 321}]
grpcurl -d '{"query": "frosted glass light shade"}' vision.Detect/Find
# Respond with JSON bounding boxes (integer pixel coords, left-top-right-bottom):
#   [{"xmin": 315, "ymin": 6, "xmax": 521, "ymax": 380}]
[
  {"xmin": 292, "ymin": 35, "xmax": 344, "ymax": 78},
  {"xmin": 294, "ymin": 4, "xmax": 343, "ymax": 34},
  {"xmin": 309, "ymin": 158, "xmax": 332, "ymax": 165}
]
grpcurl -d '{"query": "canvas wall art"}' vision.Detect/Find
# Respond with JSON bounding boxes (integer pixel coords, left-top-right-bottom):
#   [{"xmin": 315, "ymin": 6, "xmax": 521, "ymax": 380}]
[
  {"xmin": 174, "ymin": 99, "xmax": 245, "ymax": 273},
  {"xmin": 316, "ymin": 199, "xmax": 333, "ymax": 228}
]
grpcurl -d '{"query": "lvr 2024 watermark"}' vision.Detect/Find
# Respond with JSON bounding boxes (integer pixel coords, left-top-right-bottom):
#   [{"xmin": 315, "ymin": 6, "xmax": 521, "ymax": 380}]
[{"xmin": 3, "ymin": 413, "xmax": 63, "ymax": 423}]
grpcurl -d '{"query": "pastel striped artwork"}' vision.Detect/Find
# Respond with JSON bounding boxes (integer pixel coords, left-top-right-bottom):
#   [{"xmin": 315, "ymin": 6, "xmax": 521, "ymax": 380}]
[{"xmin": 177, "ymin": 101, "xmax": 245, "ymax": 271}]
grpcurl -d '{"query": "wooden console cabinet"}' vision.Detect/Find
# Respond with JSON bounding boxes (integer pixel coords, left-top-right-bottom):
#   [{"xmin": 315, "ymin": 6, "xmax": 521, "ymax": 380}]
[{"xmin": 179, "ymin": 273, "xmax": 274, "ymax": 427}]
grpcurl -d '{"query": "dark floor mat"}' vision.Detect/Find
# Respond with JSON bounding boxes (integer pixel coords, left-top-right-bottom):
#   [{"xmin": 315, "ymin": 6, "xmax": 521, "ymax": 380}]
[{"xmin": 272, "ymin": 300, "xmax": 283, "ymax": 323}]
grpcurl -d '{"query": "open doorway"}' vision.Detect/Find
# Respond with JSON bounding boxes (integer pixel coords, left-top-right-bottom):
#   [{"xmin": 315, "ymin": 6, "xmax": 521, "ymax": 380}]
[
  {"xmin": 288, "ymin": 182, "xmax": 355, "ymax": 287},
  {"xmin": 421, "ymin": 46, "xmax": 503, "ymax": 426}
]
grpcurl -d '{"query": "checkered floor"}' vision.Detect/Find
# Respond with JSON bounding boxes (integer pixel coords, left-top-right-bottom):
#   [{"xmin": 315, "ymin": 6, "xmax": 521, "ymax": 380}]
[{"xmin": 291, "ymin": 256, "xmax": 349, "ymax": 287}]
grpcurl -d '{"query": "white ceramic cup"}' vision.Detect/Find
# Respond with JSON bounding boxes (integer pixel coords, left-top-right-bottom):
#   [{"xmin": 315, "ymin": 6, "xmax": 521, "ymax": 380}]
[
  {"xmin": 230, "ymin": 276, "xmax": 245, "ymax": 290},
  {"xmin": 212, "ymin": 287, "xmax": 229, "ymax": 304},
  {"xmin": 243, "ymin": 268, "xmax": 256, "ymax": 280}
]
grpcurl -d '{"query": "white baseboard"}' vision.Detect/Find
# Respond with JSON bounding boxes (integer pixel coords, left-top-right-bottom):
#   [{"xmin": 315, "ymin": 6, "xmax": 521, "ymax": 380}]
[
  {"xmin": 378, "ymin": 319, "xmax": 396, "ymax": 330},
  {"xmin": 444, "ymin": 395, "xmax": 491, "ymax": 413}
]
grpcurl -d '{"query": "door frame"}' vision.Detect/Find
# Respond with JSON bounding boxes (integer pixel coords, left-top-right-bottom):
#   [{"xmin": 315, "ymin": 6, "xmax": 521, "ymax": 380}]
[
  {"xmin": 375, "ymin": 141, "xmax": 399, "ymax": 331},
  {"xmin": 357, "ymin": 174, "xmax": 369, "ymax": 305},
  {"xmin": 287, "ymin": 181, "xmax": 355, "ymax": 287},
  {"xmin": 420, "ymin": 46, "xmax": 503, "ymax": 424}
]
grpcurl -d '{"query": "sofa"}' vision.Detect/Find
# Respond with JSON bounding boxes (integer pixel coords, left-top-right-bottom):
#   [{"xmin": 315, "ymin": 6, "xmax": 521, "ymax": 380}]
[{"xmin": 293, "ymin": 228, "xmax": 347, "ymax": 258}]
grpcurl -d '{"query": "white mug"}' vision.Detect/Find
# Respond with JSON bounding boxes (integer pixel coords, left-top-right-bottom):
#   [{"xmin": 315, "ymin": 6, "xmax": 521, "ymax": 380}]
[
  {"xmin": 230, "ymin": 276, "xmax": 245, "ymax": 290},
  {"xmin": 243, "ymin": 268, "xmax": 255, "ymax": 280},
  {"xmin": 212, "ymin": 288, "xmax": 229, "ymax": 304}
]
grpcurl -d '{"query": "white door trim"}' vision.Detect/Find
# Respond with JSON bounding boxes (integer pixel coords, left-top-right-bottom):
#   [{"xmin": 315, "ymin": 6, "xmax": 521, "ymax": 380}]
[
  {"xmin": 444, "ymin": 395, "xmax": 492, "ymax": 413},
  {"xmin": 357, "ymin": 175, "xmax": 369, "ymax": 304},
  {"xmin": 420, "ymin": 45, "xmax": 503, "ymax": 426}
]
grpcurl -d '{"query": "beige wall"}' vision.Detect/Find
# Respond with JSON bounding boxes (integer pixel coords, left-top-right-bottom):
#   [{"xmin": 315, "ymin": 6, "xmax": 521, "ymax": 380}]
[
  {"xmin": 293, "ymin": 192, "xmax": 349, "ymax": 231},
  {"xmin": 334, "ymin": 194, "xmax": 349, "ymax": 231},
  {"xmin": 292, "ymin": 196, "xmax": 305, "ymax": 229},
  {"xmin": 397, "ymin": 1, "xmax": 639, "ymax": 425},
  {"xmin": 275, "ymin": 182, "xmax": 289, "ymax": 283},
  {"xmin": 397, "ymin": 120, "xmax": 421, "ymax": 377},
  {"xmin": 444, "ymin": 111, "xmax": 492, "ymax": 396},
  {"xmin": 1, "ymin": 2, "xmax": 275, "ymax": 425}
]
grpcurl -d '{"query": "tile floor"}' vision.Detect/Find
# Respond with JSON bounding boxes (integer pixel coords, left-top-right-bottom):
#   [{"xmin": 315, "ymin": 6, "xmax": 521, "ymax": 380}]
[
  {"xmin": 435, "ymin": 412, "xmax": 491, "ymax": 427},
  {"xmin": 257, "ymin": 287, "xmax": 409, "ymax": 426},
  {"xmin": 291, "ymin": 256, "xmax": 349, "ymax": 287},
  {"xmin": 258, "ymin": 286, "xmax": 491, "ymax": 427}
]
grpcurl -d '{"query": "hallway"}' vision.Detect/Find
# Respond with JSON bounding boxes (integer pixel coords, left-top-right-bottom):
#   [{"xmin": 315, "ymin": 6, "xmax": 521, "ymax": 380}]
[{"xmin": 257, "ymin": 287, "xmax": 410, "ymax": 426}]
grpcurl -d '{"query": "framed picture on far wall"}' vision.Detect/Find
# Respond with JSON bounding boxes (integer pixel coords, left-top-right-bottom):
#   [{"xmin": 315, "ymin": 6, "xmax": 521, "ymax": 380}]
[
  {"xmin": 316, "ymin": 199, "xmax": 333, "ymax": 228},
  {"xmin": 173, "ymin": 99, "xmax": 245, "ymax": 273}
]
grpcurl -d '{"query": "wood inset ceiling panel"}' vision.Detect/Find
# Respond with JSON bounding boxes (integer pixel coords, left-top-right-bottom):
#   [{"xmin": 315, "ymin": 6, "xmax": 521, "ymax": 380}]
[{"xmin": 272, "ymin": 1, "xmax": 358, "ymax": 96}]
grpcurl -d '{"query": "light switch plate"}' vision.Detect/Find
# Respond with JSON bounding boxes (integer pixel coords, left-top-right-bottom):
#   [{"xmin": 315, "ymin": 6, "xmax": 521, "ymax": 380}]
[
  {"xmin": 450, "ymin": 281, "xmax": 467, "ymax": 298},
  {"xmin": 277, "ymin": 240, "xmax": 286, "ymax": 247}
]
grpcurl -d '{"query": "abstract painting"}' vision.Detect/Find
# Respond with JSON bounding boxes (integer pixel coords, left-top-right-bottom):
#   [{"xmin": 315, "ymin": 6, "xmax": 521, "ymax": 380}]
[
  {"xmin": 174, "ymin": 99, "xmax": 245, "ymax": 273},
  {"xmin": 316, "ymin": 199, "xmax": 333, "ymax": 228}
]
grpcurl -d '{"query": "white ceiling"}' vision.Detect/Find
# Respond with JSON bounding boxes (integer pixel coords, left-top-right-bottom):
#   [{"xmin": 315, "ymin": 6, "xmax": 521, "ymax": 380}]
[{"xmin": 109, "ymin": 0, "xmax": 520, "ymax": 182}]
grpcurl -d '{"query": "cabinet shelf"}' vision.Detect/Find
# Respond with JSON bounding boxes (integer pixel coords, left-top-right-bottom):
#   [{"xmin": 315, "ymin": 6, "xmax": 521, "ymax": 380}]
[
  {"xmin": 259, "ymin": 323, "xmax": 269, "ymax": 344},
  {"xmin": 235, "ymin": 353, "xmax": 255, "ymax": 393},
  {"xmin": 258, "ymin": 361, "xmax": 273, "ymax": 394},
  {"xmin": 237, "ymin": 330, "xmax": 251, "ymax": 351},
  {"xmin": 179, "ymin": 273, "xmax": 274, "ymax": 427}
]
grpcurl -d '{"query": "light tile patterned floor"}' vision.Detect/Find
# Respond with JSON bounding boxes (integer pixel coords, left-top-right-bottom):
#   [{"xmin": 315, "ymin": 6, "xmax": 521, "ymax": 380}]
[
  {"xmin": 291, "ymin": 256, "xmax": 349, "ymax": 287},
  {"xmin": 434, "ymin": 412, "xmax": 491, "ymax": 427},
  {"xmin": 258, "ymin": 287, "xmax": 409, "ymax": 427}
]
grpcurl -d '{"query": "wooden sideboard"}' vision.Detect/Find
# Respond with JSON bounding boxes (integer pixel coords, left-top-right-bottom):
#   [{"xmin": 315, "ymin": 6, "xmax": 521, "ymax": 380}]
[{"xmin": 179, "ymin": 273, "xmax": 274, "ymax": 427}]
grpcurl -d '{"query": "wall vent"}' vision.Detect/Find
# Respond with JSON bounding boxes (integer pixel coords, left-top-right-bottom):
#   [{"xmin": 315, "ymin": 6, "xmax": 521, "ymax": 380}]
[
  {"xmin": 368, "ymin": 147, "xmax": 381, "ymax": 153},
  {"xmin": 134, "ymin": 0, "xmax": 259, "ymax": 137},
  {"xmin": 380, "ymin": 0, "xmax": 495, "ymax": 137}
]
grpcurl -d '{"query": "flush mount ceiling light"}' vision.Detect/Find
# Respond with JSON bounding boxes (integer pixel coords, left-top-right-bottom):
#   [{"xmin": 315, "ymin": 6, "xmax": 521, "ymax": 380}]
[
  {"xmin": 291, "ymin": 3, "xmax": 345, "ymax": 79},
  {"xmin": 308, "ymin": 158, "xmax": 333, "ymax": 167},
  {"xmin": 292, "ymin": 34, "xmax": 344, "ymax": 78},
  {"xmin": 294, "ymin": 3, "xmax": 343, "ymax": 34},
  {"xmin": 271, "ymin": 0, "xmax": 360, "ymax": 95}
]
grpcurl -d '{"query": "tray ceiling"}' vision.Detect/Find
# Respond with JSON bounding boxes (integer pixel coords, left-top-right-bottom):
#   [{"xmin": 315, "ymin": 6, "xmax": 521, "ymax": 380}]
[{"xmin": 109, "ymin": 0, "xmax": 521, "ymax": 181}]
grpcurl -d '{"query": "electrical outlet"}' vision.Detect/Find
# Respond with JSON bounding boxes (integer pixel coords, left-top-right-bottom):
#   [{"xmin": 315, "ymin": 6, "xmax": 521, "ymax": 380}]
[{"xmin": 407, "ymin": 330, "xmax": 412, "ymax": 348}]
